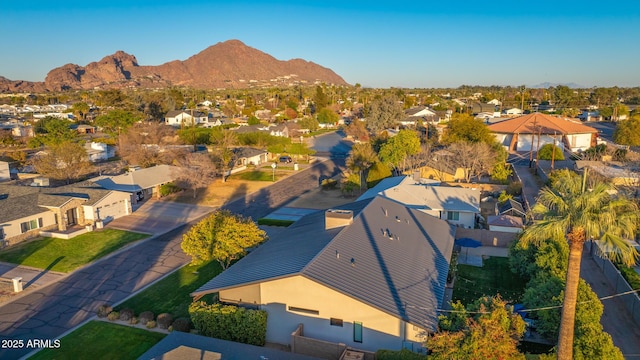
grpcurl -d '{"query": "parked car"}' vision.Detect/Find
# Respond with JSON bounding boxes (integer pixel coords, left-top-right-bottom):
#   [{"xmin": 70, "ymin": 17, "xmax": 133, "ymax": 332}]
[{"xmin": 279, "ymin": 156, "xmax": 292, "ymax": 163}]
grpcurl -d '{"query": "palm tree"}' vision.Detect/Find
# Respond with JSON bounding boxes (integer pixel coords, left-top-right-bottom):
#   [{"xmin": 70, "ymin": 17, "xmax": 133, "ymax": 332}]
[
  {"xmin": 520, "ymin": 169, "xmax": 640, "ymax": 360},
  {"xmin": 346, "ymin": 142, "xmax": 379, "ymax": 191}
]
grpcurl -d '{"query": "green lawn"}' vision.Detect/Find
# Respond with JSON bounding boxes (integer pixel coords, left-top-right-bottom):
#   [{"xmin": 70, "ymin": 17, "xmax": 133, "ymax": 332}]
[
  {"xmin": 0, "ymin": 229, "xmax": 148, "ymax": 273},
  {"xmin": 28, "ymin": 321, "xmax": 165, "ymax": 360},
  {"xmin": 116, "ymin": 260, "xmax": 222, "ymax": 319},
  {"xmin": 452, "ymin": 257, "xmax": 526, "ymax": 306},
  {"xmin": 232, "ymin": 169, "xmax": 280, "ymax": 181}
]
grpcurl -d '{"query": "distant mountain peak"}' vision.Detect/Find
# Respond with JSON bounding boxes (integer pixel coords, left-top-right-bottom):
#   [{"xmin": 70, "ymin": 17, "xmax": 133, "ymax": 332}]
[{"xmin": 0, "ymin": 40, "xmax": 348, "ymax": 92}]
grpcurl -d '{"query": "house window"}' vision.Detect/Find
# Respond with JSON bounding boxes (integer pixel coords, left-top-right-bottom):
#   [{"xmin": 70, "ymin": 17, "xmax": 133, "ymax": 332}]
[
  {"xmin": 354, "ymin": 321, "xmax": 363, "ymax": 343},
  {"xmin": 447, "ymin": 211, "xmax": 460, "ymax": 221},
  {"xmin": 20, "ymin": 217, "xmax": 43, "ymax": 233},
  {"xmin": 288, "ymin": 306, "xmax": 319, "ymax": 315},
  {"xmin": 330, "ymin": 318, "xmax": 343, "ymax": 327}
]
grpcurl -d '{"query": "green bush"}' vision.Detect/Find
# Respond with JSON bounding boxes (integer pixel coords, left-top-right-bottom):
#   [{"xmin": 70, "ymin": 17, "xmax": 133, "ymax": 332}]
[
  {"xmin": 366, "ymin": 161, "xmax": 392, "ymax": 188},
  {"xmin": 159, "ymin": 182, "xmax": 181, "ymax": 197},
  {"xmin": 256, "ymin": 218, "xmax": 295, "ymax": 227},
  {"xmin": 189, "ymin": 302, "xmax": 267, "ymax": 346},
  {"xmin": 376, "ymin": 348, "xmax": 427, "ymax": 359},
  {"xmin": 538, "ymin": 144, "xmax": 564, "ymax": 161},
  {"xmin": 617, "ymin": 265, "xmax": 640, "ymax": 289},
  {"xmin": 171, "ymin": 317, "xmax": 192, "ymax": 332},
  {"xmin": 506, "ymin": 181, "xmax": 522, "ymax": 196},
  {"xmin": 321, "ymin": 178, "xmax": 337, "ymax": 190}
]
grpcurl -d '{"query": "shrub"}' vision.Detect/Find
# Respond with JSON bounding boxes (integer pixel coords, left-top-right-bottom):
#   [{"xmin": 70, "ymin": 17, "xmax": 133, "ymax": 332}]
[
  {"xmin": 321, "ymin": 178, "xmax": 337, "ymax": 190},
  {"xmin": 366, "ymin": 161, "xmax": 392, "ymax": 188},
  {"xmin": 146, "ymin": 320, "xmax": 157, "ymax": 329},
  {"xmin": 376, "ymin": 348, "xmax": 427, "ymax": 359},
  {"xmin": 171, "ymin": 317, "xmax": 192, "ymax": 333},
  {"xmin": 139, "ymin": 311, "xmax": 155, "ymax": 325},
  {"xmin": 119, "ymin": 308, "xmax": 134, "ymax": 321},
  {"xmin": 160, "ymin": 182, "xmax": 181, "ymax": 197},
  {"xmin": 96, "ymin": 304, "xmax": 112, "ymax": 318},
  {"xmin": 538, "ymin": 144, "xmax": 565, "ymax": 161},
  {"xmin": 157, "ymin": 313, "xmax": 173, "ymax": 329},
  {"xmin": 107, "ymin": 311, "xmax": 120, "ymax": 321},
  {"xmin": 189, "ymin": 302, "xmax": 267, "ymax": 346},
  {"xmin": 506, "ymin": 181, "xmax": 522, "ymax": 196},
  {"xmin": 129, "ymin": 316, "xmax": 139, "ymax": 325}
]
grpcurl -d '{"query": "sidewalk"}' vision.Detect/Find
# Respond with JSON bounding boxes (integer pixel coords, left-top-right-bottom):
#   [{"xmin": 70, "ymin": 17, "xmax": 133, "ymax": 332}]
[{"xmin": 0, "ymin": 261, "xmax": 66, "ymax": 304}]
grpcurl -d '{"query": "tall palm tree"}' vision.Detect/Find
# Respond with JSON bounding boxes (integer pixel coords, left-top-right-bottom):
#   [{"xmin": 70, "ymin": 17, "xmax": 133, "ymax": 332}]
[
  {"xmin": 520, "ymin": 169, "xmax": 639, "ymax": 360},
  {"xmin": 346, "ymin": 142, "xmax": 379, "ymax": 191}
]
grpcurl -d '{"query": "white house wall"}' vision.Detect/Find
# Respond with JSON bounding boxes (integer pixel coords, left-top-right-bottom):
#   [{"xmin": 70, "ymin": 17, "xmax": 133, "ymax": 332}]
[
  {"xmin": 488, "ymin": 225, "xmax": 522, "ymax": 233},
  {"xmin": 219, "ymin": 275, "xmax": 427, "ymax": 352},
  {"xmin": 565, "ymin": 133, "xmax": 592, "ymax": 152},
  {"xmin": 517, "ymin": 134, "xmax": 565, "ymax": 152},
  {"xmin": 83, "ymin": 191, "xmax": 131, "ymax": 223}
]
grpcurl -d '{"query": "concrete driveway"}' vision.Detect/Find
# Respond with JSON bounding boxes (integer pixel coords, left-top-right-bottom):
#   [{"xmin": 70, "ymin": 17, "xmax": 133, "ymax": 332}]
[{"xmin": 106, "ymin": 199, "xmax": 215, "ymax": 234}]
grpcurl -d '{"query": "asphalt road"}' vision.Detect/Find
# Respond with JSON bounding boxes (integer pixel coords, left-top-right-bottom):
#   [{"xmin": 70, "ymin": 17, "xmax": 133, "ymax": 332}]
[{"xmin": 0, "ymin": 157, "xmax": 347, "ymax": 360}]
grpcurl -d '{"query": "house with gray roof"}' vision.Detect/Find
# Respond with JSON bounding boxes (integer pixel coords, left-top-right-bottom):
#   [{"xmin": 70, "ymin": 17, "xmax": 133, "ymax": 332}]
[
  {"xmin": 193, "ymin": 196, "xmax": 455, "ymax": 354},
  {"xmin": 0, "ymin": 183, "xmax": 131, "ymax": 246},
  {"xmin": 357, "ymin": 176, "xmax": 480, "ymax": 229},
  {"xmin": 92, "ymin": 164, "xmax": 178, "ymax": 203},
  {"xmin": 164, "ymin": 110, "xmax": 208, "ymax": 127}
]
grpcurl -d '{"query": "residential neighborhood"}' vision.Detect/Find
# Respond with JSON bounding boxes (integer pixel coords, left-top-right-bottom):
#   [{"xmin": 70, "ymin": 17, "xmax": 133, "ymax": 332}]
[{"xmin": 1, "ymin": 78, "xmax": 640, "ymax": 360}]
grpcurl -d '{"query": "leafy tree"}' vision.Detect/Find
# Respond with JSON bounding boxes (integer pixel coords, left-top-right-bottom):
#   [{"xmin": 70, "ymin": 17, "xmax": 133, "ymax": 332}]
[
  {"xmin": 441, "ymin": 114, "xmax": 495, "ymax": 144},
  {"xmin": 490, "ymin": 162, "xmax": 512, "ymax": 184},
  {"xmin": 346, "ymin": 142, "xmax": 379, "ymax": 190},
  {"xmin": 30, "ymin": 142, "xmax": 93, "ymax": 184},
  {"xmin": 71, "ymin": 102, "xmax": 90, "ymax": 120},
  {"xmin": 519, "ymin": 169, "xmax": 640, "ymax": 360},
  {"xmin": 32, "ymin": 116, "xmax": 78, "ymax": 146},
  {"xmin": 366, "ymin": 161, "xmax": 393, "ymax": 188},
  {"xmin": 344, "ymin": 120, "xmax": 369, "ymax": 142},
  {"xmin": 365, "ymin": 95, "xmax": 404, "ymax": 134},
  {"xmin": 173, "ymin": 153, "xmax": 217, "ymax": 198},
  {"xmin": 313, "ymin": 85, "xmax": 329, "ymax": 111},
  {"xmin": 553, "ymin": 85, "xmax": 576, "ymax": 110},
  {"xmin": 210, "ymin": 130, "xmax": 238, "ymax": 182},
  {"xmin": 181, "ymin": 210, "xmax": 267, "ymax": 269},
  {"xmin": 613, "ymin": 116, "xmax": 640, "ymax": 146},
  {"xmin": 378, "ymin": 130, "xmax": 421, "ymax": 171},
  {"xmin": 94, "ymin": 110, "xmax": 142, "ymax": 139},
  {"xmin": 297, "ymin": 117, "xmax": 320, "ymax": 132},
  {"xmin": 247, "ymin": 115, "xmax": 260, "ymax": 125},
  {"xmin": 538, "ymin": 144, "xmax": 565, "ymax": 161},
  {"xmin": 316, "ymin": 108, "xmax": 339, "ymax": 124},
  {"xmin": 428, "ymin": 296, "xmax": 526, "ymax": 360},
  {"xmin": 178, "ymin": 127, "xmax": 212, "ymax": 148}
]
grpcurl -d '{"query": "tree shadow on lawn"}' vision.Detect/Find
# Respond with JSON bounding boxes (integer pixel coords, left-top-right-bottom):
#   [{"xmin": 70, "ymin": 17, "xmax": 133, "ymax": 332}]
[{"xmin": 25, "ymin": 256, "xmax": 65, "ymax": 288}]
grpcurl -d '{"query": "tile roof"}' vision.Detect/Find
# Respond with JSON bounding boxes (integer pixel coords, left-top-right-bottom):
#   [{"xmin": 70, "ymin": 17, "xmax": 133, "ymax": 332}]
[
  {"xmin": 488, "ymin": 112, "xmax": 598, "ymax": 135},
  {"xmin": 194, "ymin": 196, "xmax": 455, "ymax": 331}
]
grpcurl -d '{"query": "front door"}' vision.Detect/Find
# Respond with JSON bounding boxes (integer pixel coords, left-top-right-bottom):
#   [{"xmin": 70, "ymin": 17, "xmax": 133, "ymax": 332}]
[{"xmin": 66, "ymin": 208, "xmax": 77, "ymax": 226}]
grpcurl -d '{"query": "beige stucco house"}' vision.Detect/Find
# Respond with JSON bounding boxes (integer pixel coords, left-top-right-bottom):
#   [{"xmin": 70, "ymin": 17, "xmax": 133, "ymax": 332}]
[
  {"xmin": 193, "ymin": 196, "xmax": 455, "ymax": 354},
  {"xmin": 0, "ymin": 183, "xmax": 131, "ymax": 246}
]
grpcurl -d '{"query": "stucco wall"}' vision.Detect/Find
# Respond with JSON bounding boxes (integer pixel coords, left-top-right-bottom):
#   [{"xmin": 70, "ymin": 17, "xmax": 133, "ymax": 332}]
[
  {"xmin": 2, "ymin": 211, "xmax": 56, "ymax": 242},
  {"xmin": 220, "ymin": 275, "xmax": 427, "ymax": 352},
  {"xmin": 84, "ymin": 191, "xmax": 131, "ymax": 222}
]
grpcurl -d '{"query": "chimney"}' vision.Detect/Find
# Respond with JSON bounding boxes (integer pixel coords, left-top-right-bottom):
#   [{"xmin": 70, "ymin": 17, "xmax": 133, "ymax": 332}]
[{"xmin": 325, "ymin": 209, "xmax": 353, "ymax": 230}]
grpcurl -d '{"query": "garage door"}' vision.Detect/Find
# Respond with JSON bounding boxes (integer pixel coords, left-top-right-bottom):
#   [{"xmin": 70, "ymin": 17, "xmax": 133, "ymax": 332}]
[{"xmin": 99, "ymin": 199, "xmax": 128, "ymax": 221}]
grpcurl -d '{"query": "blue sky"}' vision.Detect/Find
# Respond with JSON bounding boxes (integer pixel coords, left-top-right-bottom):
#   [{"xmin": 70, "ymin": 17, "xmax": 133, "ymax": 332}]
[{"xmin": 2, "ymin": 0, "xmax": 639, "ymax": 88}]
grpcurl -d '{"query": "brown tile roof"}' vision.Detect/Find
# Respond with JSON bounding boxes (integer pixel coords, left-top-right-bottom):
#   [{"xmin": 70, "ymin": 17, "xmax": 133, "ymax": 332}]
[{"xmin": 488, "ymin": 113, "xmax": 598, "ymax": 135}]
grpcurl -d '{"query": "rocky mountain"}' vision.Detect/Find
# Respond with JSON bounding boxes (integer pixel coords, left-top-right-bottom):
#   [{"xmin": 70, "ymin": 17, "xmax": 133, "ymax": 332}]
[{"xmin": 0, "ymin": 40, "xmax": 348, "ymax": 92}]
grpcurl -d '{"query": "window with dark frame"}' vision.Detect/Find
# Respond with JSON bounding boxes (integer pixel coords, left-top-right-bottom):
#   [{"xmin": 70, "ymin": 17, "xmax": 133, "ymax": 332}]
[{"xmin": 330, "ymin": 318, "xmax": 343, "ymax": 327}]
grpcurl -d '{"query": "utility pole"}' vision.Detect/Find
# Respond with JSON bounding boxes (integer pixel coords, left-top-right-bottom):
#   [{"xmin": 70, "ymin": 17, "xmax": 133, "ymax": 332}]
[
  {"xmin": 535, "ymin": 127, "xmax": 542, "ymax": 175},
  {"xmin": 529, "ymin": 118, "xmax": 538, "ymax": 168},
  {"xmin": 551, "ymin": 131, "xmax": 557, "ymax": 170}
]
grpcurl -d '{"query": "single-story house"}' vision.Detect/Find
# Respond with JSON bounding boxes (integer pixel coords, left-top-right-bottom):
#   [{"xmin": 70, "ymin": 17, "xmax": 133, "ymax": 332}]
[
  {"xmin": 489, "ymin": 112, "xmax": 598, "ymax": 153},
  {"xmin": 193, "ymin": 196, "xmax": 455, "ymax": 354},
  {"xmin": 574, "ymin": 160, "xmax": 640, "ymax": 186},
  {"xmin": 503, "ymin": 108, "xmax": 524, "ymax": 116},
  {"xmin": 487, "ymin": 215, "xmax": 524, "ymax": 233},
  {"xmin": 232, "ymin": 147, "xmax": 269, "ymax": 166},
  {"xmin": 232, "ymin": 123, "xmax": 290, "ymax": 137},
  {"xmin": 164, "ymin": 110, "xmax": 208, "ymax": 127},
  {"xmin": 358, "ymin": 175, "xmax": 480, "ymax": 229},
  {"xmin": 0, "ymin": 183, "xmax": 131, "ymax": 246},
  {"xmin": 92, "ymin": 164, "xmax": 179, "ymax": 203}
]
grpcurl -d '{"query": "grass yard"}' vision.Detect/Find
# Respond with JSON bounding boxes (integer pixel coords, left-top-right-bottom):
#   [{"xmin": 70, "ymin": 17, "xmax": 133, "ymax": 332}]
[
  {"xmin": 452, "ymin": 257, "xmax": 526, "ymax": 306},
  {"xmin": 116, "ymin": 260, "xmax": 222, "ymax": 319},
  {"xmin": 232, "ymin": 169, "xmax": 280, "ymax": 182},
  {"xmin": 28, "ymin": 321, "xmax": 165, "ymax": 360},
  {"xmin": 0, "ymin": 229, "xmax": 148, "ymax": 273}
]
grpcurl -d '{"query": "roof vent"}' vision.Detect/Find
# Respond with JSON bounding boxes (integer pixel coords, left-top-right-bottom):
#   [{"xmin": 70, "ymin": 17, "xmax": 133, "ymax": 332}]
[{"xmin": 325, "ymin": 209, "xmax": 353, "ymax": 230}]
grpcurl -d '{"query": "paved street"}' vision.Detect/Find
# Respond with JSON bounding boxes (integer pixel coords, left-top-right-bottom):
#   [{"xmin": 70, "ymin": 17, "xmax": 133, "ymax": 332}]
[{"xmin": 0, "ymin": 158, "xmax": 346, "ymax": 360}]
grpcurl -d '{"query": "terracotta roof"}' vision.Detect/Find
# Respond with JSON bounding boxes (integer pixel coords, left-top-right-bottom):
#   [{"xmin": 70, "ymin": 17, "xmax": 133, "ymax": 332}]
[{"xmin": 488, "ymin": 113, "xmax": 598, "ymax": 135}]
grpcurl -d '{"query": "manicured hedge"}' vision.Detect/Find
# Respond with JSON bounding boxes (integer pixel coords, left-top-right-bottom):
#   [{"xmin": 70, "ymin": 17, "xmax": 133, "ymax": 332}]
[{"xmin": 189, "ymin": 302, "xmax": 267, "ymax": 346}]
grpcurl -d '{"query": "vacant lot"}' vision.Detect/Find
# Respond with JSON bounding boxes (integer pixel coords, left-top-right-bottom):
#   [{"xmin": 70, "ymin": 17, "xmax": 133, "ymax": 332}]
[{"xmin": 0, "ymin": 229, "xmax": 148, "ymax": 272}]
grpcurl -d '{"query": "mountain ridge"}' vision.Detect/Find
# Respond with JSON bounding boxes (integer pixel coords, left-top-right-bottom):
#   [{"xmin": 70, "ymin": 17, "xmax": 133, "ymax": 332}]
[{"xmin": 0, "ymin": 40, "xmax": 348, "ymax": 92}]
